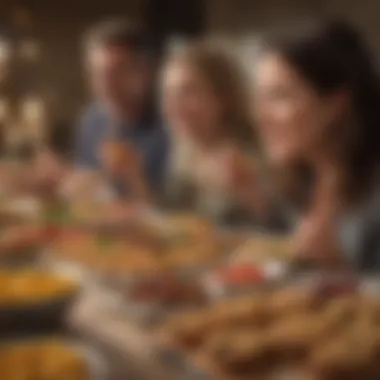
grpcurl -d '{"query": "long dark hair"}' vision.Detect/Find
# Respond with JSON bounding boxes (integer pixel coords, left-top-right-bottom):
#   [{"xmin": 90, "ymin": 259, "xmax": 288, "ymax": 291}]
[{"xmin": 261, "ymin": 19, "xmax": 380, "ymax": 205}]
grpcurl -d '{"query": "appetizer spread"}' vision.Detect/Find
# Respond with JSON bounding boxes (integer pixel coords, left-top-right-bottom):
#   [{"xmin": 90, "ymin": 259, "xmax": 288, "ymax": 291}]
[{"xmin": 162, "ymin": 286, "xmax": 380, "ymax": 379}]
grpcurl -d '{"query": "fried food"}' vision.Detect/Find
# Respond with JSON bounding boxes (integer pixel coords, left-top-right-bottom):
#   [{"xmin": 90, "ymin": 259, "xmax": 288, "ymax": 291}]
[
  {"xmin": 232, "ymin": 235, "xmax": 294, "ymax": 264},
  {"xmin": 320, "ymin": 295, "xmax": 359, "ymax": 336},
  {"xmin": 310, "ymin": 337, "xmax": 376, "ymax": 380},
  {"xmin": 158, "ymin": 213, "xmax": 215, "ymax": 241},
  {"xmin": 100, "ymin": 246, "xmax": 161, "ymax": 276},
  {"xmin": 165, "ymin": 310, "xmax": 214, "ymax": 349},
  {"xmin": 51, "ymin": 230, "xmax": 161, "ymax": 277},
  {"xmin": 209, "ymin": 295, "xmax": 270, "ymax": 327},
  {"xmin": 205, "ymin": 328, "xmax": 272, "ymax": 375},
  {"xmin": 358, "ymin": 297, "xmax": 380, "ymax": 326},
  {"xmin": 161, "ymin": 285, "xmax": 380, "ymax": 379},
  {"xmin": 268, "ymin": 287, "xmax": 318, "ymax": 316},
  {"xmin": 165, "ymin": 295, "xmax": 269, "ymax": 349},
  {"xmin": 266, "ymin": 314, "xmax": 325, "ymax": 362},
  {"xmin": 163, "ymin": 239, "xmax": 222, "ymax": 270}
]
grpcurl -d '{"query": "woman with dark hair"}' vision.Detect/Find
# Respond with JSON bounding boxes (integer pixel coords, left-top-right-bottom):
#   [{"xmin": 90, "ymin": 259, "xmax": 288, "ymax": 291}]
[{"xmin": 253, "ymin": 19, "xmax": 380, "ymax": 270}]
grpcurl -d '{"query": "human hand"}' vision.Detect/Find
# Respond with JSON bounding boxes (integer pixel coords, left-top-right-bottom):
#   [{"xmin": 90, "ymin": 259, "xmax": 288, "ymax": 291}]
[
  {"xmin": 294, "ymin": 214, "xmax": 347, "ymax": 270},
  {"xmin": 223, "ymin": 149, "xmax": 255, "ymax": 195},
  {"xmin": 223, "ymin": 149, "xmax": 267, "ymax": 215},
  {"xmin": 99, "ymin": 140, "xmax": 143, "ymax": 180},
  {"xmin": 31, "ymin": 150, "xmax": 67, "ymax": 196}
]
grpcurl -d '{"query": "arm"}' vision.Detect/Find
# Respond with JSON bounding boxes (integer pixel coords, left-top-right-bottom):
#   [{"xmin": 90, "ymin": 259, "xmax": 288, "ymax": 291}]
[
  {"xmin": 126, "ymin": 127, "xmax": 170, "ymax": 205},
  {"xmin": 74, "ymin": 106, "xmax": 99, "ymax": 169},
  {"xmin": 144, "ymin": 128, "xmax": 169, "ymax": 199},
  {"xmin": 60, "ymin": 106, "xmax": 104, "ymax": 201},
  {"xmin": 293, "ymin": 172, "xmax": 349, "ymax": 270},
  {"xmin": 225, "ymin": 149, "xmax": 290, "ymax": 230},
  {"xmin": 354, "ymin": 199, "xmax": 380, "ymax": 272}
]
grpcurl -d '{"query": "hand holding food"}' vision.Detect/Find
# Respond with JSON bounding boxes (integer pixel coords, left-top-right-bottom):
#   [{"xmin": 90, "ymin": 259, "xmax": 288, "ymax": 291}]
[
  {"xmin": 99, "ymin": 140, "xmax": 143, "ymax": 179},
  {"xmin": 294, "ymin": 214, "xmax": 347, "ymax": 269},
  {"xmin": 99, "ymin": 139, "xmax": 151, "ymax": 201},
  {"xmin": 223, "ymin": 148, "xmax": 256, "ymax": 195},
  {"xmin": 223, "ymin": 148, "xmax": 269, "ymax": 216},
  {"xmin": 60, "ymin": 169, "xmax": 110, "ymax": 201}
]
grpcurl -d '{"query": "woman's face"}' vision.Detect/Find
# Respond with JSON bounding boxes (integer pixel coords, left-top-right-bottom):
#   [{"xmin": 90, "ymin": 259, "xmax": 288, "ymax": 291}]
[
  {"xmin": 253, "ymin": 52, "xmax": 337, "ymax": 165},
  {"xmin": 161, "ymin": 61, "xmax": 223, "ymax": 141}
]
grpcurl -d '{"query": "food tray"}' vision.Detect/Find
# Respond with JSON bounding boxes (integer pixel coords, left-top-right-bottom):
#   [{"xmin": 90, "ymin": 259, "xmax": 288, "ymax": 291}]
[
  {"xmin": 154, "ymin": 275, "xmax": 380, "ymax": 380},
  {"xmin": 0, "ymin": 269, "xmax": 81, "ymax": 336},
  {"xmin": 0, "ymin": 197, "xmax": 43, "ymax": 221},
  {"xmin": 227, "ymin": 231, "xmax": 294, "ymax": 263},
  {"xmin": 202, "ymin": 261, "xmax": 291, "ymax": 301},
  {"xmin": 106, "ymin": 235, "xmax": 290, "ymax": 326},
  {"xmin": 42, "ymin": 253, "xmax": 96, "ymax": 285},
  {"xmin": 0, "ymin": 338, "xmax": 107, "ymax": 380},
  {"xmin": 154, "ymin": 338, "xmax": 296, "ymax": 380},
  {"xmin": 109, "ymin": 260, "xmax": 289, "ymax": 328},
  {"xmin": 0, "ymin": 224, "xmax": 50, "ymax": 266},
  {"xmin": 90, "ymin": 246, "xmax": 234, "ymax": 296},
  {"xmin": 103, "ymin": 283, "xmax": 207, "ymax": 327},
  {"xmin": 158, "ymin": 349, "xmax": 304, "ymax": 380}
]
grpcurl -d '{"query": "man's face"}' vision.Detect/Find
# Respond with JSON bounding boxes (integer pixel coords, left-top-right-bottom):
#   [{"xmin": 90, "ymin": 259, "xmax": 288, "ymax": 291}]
[{"xmin": 85, "ymin": 45, "xmax": 150, "ymax": 117}]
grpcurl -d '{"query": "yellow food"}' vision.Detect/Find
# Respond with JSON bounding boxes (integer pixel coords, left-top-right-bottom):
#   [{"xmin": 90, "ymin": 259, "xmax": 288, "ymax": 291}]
[
  {"xmin": 50, "ymin": 224, "xmax": 226, "ymax": 277},
  {"xmin": 232, "ymin": 235, "xmax": 294, "ymax": 264},
  {"xmin": 0, "ymin": 270, "xmax": 78, "ymax": 305},
  {"xmin": 0, "ymin": 340, "xmax": 88, "ymax": 380}
]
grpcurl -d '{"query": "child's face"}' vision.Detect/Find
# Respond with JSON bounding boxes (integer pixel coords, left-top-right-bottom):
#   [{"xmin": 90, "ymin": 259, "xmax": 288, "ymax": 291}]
[{"xmin": 161, "ymin": 61, "xmax": 224, "ymax": 142}]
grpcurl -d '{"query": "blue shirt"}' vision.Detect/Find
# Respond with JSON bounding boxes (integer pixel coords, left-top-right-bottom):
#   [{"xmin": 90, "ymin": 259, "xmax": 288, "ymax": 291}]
[{"xmin": 75, "ymin": 104, "xmax": 168, "ymax": 196}]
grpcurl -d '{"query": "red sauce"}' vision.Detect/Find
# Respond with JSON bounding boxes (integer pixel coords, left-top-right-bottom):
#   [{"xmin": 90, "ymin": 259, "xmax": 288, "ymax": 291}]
[{"xmin": 216, "ymin": 264, "xmax": 265, "ymax": 285}]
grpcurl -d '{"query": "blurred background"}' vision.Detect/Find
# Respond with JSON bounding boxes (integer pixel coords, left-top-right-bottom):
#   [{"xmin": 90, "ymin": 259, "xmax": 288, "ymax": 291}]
[{"xmin": 0, "ymin": 0, "xmax": 379, "ymax": 150}]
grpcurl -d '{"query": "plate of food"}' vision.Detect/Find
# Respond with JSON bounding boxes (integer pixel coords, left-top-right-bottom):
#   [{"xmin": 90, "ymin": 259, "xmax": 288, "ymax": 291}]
[
  {"xmin": 0, "ymin": 196, "xmax": 44, "ymax": 221},
  {"xmin": 203, "ymin": 263, "xmax": 268, "ymax": 299},
  {"xmin": 157, "ymin": 280, "xmax": 380, "ymax": 380},
  {"xmin": 229, "ymin": 234, "xmax": 295, "ymax": 265},
  {"xmin": 0, "ymin": 269, "xmax": 80, "ymax": 334},
  {"xmin": 0, "ymin": 224, "xmax": 49, "ymax": 265},
  {"xmin": 0, "ymin": 338, "xmax": 106, "ymax": 380},
  {"xmin": 48, "ymin": 227, "xmax": 164, "ymax": 286},
  {"xmin": 120, "ymin": 273, "xmax": 208, "ymax": 325},
  {"xmin": 144, "ymin": 211, "xmax": 216, "ymax": 241}
]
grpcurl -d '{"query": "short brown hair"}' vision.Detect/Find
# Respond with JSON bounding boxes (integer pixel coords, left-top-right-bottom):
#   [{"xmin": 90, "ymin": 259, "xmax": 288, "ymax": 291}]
[{"xmin": 84, "ymin": 18, "xmax": 152, "ymax": 57}]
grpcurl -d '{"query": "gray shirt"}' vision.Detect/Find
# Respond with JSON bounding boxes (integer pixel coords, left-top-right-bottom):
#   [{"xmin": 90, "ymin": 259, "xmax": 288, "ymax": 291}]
[{"xmin": 339, "ymin": 185, "xmax": 380, "ymax": 271}]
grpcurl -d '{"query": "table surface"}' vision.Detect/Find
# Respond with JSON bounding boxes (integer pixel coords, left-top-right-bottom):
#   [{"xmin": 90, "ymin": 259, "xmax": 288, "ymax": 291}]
[{"xmin": 69, "ymin": 286, "xmax": 178, "ymax": 380}]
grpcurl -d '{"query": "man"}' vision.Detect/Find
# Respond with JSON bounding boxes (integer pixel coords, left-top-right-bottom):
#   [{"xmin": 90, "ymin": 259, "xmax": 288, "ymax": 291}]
[{"xmin": 74, "ymin": 18, "xmax": 168, "ymax": 201}]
